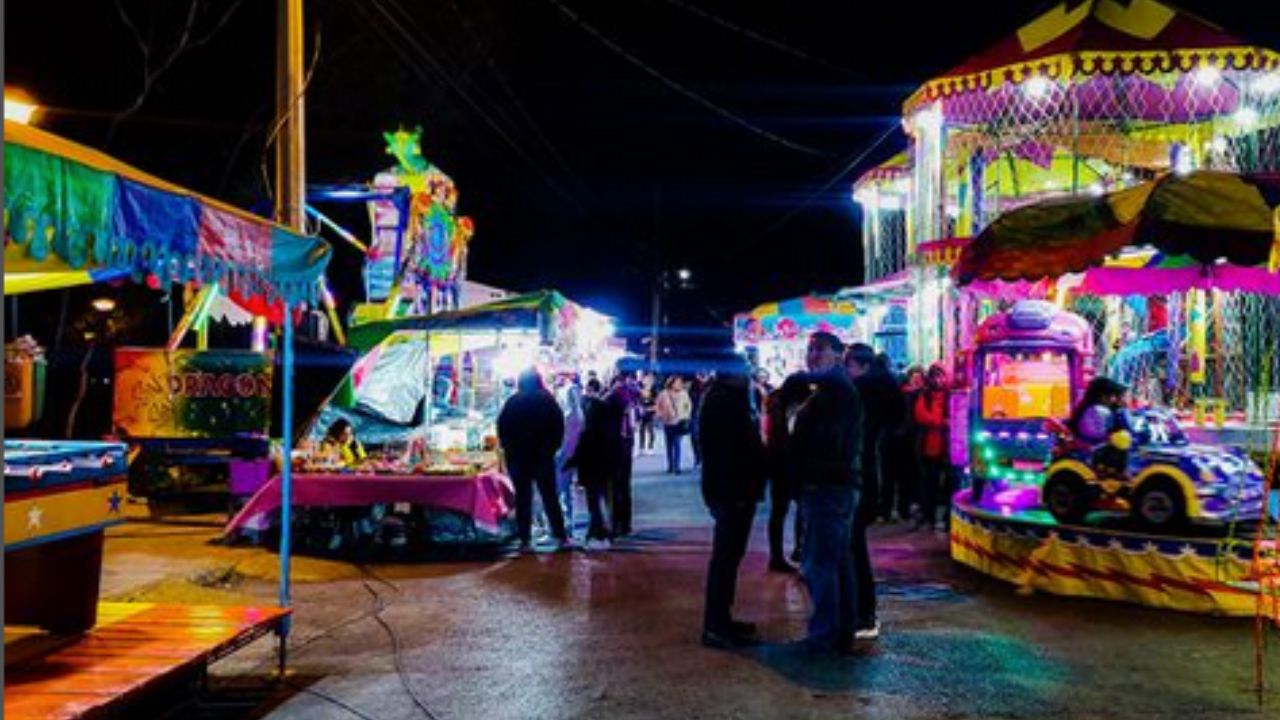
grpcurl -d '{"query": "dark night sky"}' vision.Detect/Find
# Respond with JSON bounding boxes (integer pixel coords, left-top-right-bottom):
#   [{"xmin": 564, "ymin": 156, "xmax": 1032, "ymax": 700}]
[{"xmin": 7, "ymin": 0, "xmax": 1278, "ymax": 340}]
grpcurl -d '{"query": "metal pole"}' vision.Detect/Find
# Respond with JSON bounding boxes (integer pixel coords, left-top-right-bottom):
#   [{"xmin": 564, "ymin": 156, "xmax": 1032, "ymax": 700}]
[
  {"xmin": 649, "ymin": 275, "xmax": 661, "ymax": 370},
  {"xmin": 274, "ymin": 0, "xmax": 304, "ymax": 672},
  {"xmin": 277, "ymin": 302, "xmax": 294, "ymax": 673}
]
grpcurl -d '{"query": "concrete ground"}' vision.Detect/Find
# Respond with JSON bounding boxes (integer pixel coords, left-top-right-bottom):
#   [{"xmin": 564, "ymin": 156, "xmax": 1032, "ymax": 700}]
[{"xmin": 102, "ymin": 451, "xmax": 1280, "ymax": 719}]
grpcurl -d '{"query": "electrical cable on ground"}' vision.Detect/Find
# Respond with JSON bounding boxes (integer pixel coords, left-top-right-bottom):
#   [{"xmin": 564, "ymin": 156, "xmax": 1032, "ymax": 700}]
[{"xmin": 541, "ymin": 0, "xmax": 827, "ymax": 158}]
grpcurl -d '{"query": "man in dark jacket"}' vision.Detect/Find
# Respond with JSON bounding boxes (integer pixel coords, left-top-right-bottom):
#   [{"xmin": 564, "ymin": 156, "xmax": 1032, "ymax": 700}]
[
  {"xmin": 792, "ymin": 332, "xmax": 863, "ymax": 653},
  {"xmin": 698, "ymin": 357, "xmax": 767, "ymax": 649},
  {"xmin": 843, "ymin": 343, "xmax": 906, "ymax": 640},
  {"xmin": 498, "ymin": 369, "xmax": 569, "ymax": 552}
]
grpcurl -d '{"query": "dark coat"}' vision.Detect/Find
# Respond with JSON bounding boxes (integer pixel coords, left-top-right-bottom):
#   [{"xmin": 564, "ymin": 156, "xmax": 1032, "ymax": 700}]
[
  {"xmin": 790, "ymin": 368, "xmax": 863, "ymax": 489},
  {"xmin": 853, "ymin": 365, "xmax": 907, "ymax": 452},
  {"xmin": 698, "ymin": 378, "xmax": 767, "ymax": 508},
  {"xmin": 497, "ymin": 389, "xmax": 565, "ymax": 467},
  {"xmin": 564, "ymin": 395, "xmax": 619, "ymax": 489}
]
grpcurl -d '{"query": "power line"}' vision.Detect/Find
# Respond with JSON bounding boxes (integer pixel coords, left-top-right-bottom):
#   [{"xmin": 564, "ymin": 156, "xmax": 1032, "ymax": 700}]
[
  {"xmin": 655, "ymin": 0, "xmax": 860, "ymax": 77},
  {"xmin": 719, "ymin": 122, "xmax": 900, "ymax": 259},
  {"xmin": 442, "ymin": 0, "xmax": 588, "ymax": 194},
  {"xmin": 358, "ymin": 0, "xmax": 585, "ymax": 212},
  {"xmin": 540, "ymin": 0, "xmax": 828, "ymax": 158}
]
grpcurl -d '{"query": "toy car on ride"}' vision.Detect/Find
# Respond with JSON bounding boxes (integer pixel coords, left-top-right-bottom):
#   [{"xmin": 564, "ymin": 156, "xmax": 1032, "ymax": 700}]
[{"xmin": 1040, "ymin": 408, "xmax": 1268, "ymax": 531}]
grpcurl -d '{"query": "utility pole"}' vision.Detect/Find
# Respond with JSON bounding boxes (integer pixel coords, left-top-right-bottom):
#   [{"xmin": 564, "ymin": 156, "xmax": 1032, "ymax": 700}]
[
  {"xmin": 275, "ymin": 0, "xmax": 306, "ymax": 229},
  {"xmin": 649, "ymin": 273, "xmax": 662, "ymax": 369},
  {"xmin": 274, "ymin": 0, "xmax": 305, "ymax": 675}
]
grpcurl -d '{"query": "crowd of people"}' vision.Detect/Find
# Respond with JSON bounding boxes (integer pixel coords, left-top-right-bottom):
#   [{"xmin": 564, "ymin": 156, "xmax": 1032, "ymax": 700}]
[
  {"xmin": 698, "ymin": 331, "xmax": 961, "ymax": 654},
  {"xmin": 494, "ymin": 339, "xmax": 961, "ymax": 653}
]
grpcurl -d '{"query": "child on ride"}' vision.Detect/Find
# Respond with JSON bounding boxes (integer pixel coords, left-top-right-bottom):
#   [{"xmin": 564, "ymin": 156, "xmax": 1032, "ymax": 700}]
[{"xmin": 1065, "ymin": 377, "xmax": 1131, "ymax": 477}]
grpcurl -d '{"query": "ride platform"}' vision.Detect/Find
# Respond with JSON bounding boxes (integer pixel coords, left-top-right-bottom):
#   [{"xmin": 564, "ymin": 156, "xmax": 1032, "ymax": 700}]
[
  {"xmin": 950, "ymin": 487, "xmax": 1277, "ymax": 617},
  {"xmin": 3, "ymin": 601, "xmax": 289, "ymax": 720}
]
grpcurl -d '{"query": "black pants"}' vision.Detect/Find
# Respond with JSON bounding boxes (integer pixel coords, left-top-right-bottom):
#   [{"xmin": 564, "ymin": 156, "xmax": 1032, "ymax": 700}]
[
  {"xmin": 704, "ymin": 502, "xmax": 756, "ymax": 633},
  {"xmin": 639, "ymin": 415, "xmax": 656, "ymax": 450},
  {"xmin": 918, "ymin": 458, "xmax": 950, "ymax": 527},
  {"xmin": 609, "ymin": 443, "xmax": 633, "ymax": 536},
  {"xmin": 767, "ymin": 474, "xmax": 798, "ymax": 564},
  {"xmin": 892, "ymin": 433, "xmax": 919, "ymax": 519},
  {"xmin": 511, "ymin": 457, "xmax": 566, "ymax": 544},
  {"xmin": 852, "ymin": 490, "xmax": 877, "ymax": 629},
  {"xmin": 584, "ymin": 479, "xmax": 610, "ymax": 541}
]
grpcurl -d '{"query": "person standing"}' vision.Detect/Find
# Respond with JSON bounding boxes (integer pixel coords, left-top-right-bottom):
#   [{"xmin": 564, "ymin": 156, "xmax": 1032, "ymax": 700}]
[
  {"xmin": 764, "ymin": 373, "xmax": 809, "ymax": 573},
  {"xmin": 898, "ymin": 366, "xmax": 926, "ymax": 526},
  {"xmin": 698, "ymin": 356, "xmax": 767, "ymax": 648},
  {"xmin": 638, "ymin": 372, "xmax": 658, "ymax": 455},
  {"xmin": 844, "ymin": 343, "xmax": 904, "ymax": 640},
  {"xmin": 554, "ymin": 375, "xmax": 585, "ymax": 539},
  {"xmin": 498, "ymin": 369, "xmax": 570, "ymax": 552},
  {"xmin": 689, "ymin": 371, "xmax": 710, "ymax": 468},
  {"xmin": 915, "ymin": 363, "xmax": 953, "ymax": 531},
  {"xmin": 565, "ymin": 378, "xmax": 615, "ymax": 545},
  {"xmin": 793, "ymin": 332, "xmax": 863, "ymax": 653},
  {"xmin": 656, "ymin": 376, "xmax": 692, "ymax": 474},
  {"xmin": 605, "ymin": 374, "xmax": 638, "ymax": 538}
]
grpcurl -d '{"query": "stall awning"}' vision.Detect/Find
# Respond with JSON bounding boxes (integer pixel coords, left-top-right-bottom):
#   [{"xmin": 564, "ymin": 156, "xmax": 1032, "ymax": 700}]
[
  {"xmin": 953, "ymin": 171, "xmax": 1280, "ymax": 285},
  {"xmin": 347, "ymin": 289, "xmax": 598, "ymax": 353},
  {"xmin": 4, "ymin": 120, "xmax": 330, "ymax": 305},
  {"xmin": 733, "ymin": 294, "xmax": 859, "ymax": 344}
]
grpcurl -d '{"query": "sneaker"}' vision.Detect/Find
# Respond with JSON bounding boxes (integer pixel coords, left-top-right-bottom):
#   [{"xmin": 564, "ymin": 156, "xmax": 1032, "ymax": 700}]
[{"xmin": 854, "ymin": 621, "xmax": 881, "ymax": 641}]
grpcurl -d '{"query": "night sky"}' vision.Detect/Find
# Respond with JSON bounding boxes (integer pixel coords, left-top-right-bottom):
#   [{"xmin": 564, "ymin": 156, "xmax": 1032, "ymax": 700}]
[{"xmin": 7, "ymin": 0, "xmax": 1278, "ymax": 341}]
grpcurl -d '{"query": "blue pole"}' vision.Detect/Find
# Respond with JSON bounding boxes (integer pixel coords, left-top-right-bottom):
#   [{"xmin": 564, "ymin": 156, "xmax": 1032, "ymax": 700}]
[{"xmin": 278, "ymin": 302, "xmax": 294, "ymax": 672}]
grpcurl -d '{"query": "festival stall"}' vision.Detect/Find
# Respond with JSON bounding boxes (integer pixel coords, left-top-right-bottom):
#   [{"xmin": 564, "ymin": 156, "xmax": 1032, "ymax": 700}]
[
  {"xmin": 3, "ymin": 120, "xmax": 328, "ymax": 656},
  {"xmin": 224, "ymin": 289, "xmax": 619, "ymax": 546},
  {"xmin": 732, "ymin": 295, "xmax": 860, "ymax": 379}
]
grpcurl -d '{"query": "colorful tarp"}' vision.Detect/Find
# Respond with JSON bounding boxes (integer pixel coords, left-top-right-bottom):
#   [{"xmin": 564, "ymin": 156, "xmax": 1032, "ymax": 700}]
[
  {"xmin": 3, "ymin": 121, "xmax": 330, "ymax": 305},
  {"xmin": 906, "ymin": 0, "xmax": 1280, "ymax": 113},
  {"xmin": 954, "ymin": 171, "xmax": 1280, "ymax": 285},
  {"xmin": 733, "ymin": 295, "xmax": 859, "ymax": 344},
  {"xmin": 347, "ymin": 289, "xmax": 584, "ymax": 353}
]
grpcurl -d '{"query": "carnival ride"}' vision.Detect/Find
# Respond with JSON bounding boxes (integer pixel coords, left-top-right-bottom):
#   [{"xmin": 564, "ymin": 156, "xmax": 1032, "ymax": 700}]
[{"xmin": 844, "ymin": 0, "xmax": 1280, "ymax": 623}]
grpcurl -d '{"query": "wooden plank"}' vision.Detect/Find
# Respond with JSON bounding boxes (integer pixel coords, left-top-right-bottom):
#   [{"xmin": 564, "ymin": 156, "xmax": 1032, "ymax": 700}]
[{"xmin": 3, "ymin": 602, "xmax": 289, "ymax": 720}]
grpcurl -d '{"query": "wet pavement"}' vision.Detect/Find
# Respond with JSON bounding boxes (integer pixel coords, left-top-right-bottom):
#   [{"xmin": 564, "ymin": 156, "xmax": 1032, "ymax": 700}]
[{"xmin": 102, "ymin": 451, "xmax": 1279, "ymax": 719}]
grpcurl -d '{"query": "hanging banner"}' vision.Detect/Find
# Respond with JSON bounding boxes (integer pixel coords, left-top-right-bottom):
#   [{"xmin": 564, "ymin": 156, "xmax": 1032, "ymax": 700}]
[{"xmin": 113, "ymin": 349, "xmax": 273, "ymax": 439}]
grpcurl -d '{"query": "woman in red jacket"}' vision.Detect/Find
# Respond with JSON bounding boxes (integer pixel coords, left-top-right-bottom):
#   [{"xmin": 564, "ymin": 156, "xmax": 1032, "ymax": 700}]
[{"xmin": 914, "ymin": 364, "xmax": 951, "ymax": 532}]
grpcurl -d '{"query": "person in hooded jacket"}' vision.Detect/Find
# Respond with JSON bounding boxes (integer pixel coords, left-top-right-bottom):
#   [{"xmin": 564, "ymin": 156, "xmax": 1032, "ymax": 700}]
[
  {"xmin": 698, "ymin": 357, "xmax": 768, "ymax": 648},
  {"xmin": 498, "ymin": 369, "xmax": 569, "ymax": 552}
]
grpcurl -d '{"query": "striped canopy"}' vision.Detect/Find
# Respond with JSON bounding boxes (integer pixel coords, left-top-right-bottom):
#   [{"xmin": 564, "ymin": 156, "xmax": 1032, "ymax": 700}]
[
  {"xmin": 954, "ymin": 171, "xmax": 1280, "ymax": 285},
  {"xmin": 4, "ymin": 120, "xmax": 330, "ymax": 305}
]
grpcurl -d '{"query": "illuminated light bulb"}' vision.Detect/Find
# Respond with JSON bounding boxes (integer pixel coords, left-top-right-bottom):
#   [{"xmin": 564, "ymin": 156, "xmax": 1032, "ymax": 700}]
[
  {"xmin": 1022, "ymin": 75, "xmax": 1054, "ymax": 99},
  {"xmin": 1192, "ymin": 65, "xmax": 1221, "ymax": 87},
  {"xmin": 1208, "ymin": 136, "xmax": 1228, "ymax": 154},
  {"xmin": 1251, "ymin": 72, "xmax": 1280, "ymax": 95},
  {"xmin": 1234, "ymin": 106, "xmax": 1259, "ymax": 129}
]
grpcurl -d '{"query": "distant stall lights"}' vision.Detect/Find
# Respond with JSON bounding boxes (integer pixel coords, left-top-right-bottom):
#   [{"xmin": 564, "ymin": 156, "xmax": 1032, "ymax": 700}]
[
  {"xmin": 91, "ymin": 297, "xmax": 116, "ymax": 313},
  {"xmin": 677, "ymin": 268, "xmax": 692, "ymax": 282}
]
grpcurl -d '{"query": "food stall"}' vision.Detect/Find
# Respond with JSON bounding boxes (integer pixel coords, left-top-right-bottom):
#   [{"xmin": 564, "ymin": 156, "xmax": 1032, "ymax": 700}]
[
  {"xmin": 224, "ymin": 289, "xmax": 619, "ymax": 546},
  {"xmin": 732, "ymin": 295, "xmax": 860, "ymax": 380}
]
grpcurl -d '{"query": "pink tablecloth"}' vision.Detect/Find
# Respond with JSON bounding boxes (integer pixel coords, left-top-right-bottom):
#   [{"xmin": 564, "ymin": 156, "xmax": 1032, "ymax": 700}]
[{"xmin": 224, "ymin": 471, "xmax": 515, "ymax": 536}]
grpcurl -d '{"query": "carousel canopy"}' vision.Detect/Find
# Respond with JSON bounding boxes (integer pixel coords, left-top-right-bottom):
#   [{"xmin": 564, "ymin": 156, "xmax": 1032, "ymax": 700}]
[
  {"xmin": 4, "ymin": 120, "xmax": 330, "ymax": 305},
  {"xmin": 953, "ymin": 170, "xmax": 1280, "ymax": 285},
  {"xmin": 905, "ymin": 0, "xmax": 1280, "ymax": 113}
]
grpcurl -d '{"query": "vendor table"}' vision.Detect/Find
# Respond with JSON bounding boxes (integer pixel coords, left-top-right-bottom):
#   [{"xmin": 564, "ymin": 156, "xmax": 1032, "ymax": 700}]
[
  {"xmin": 224, "ymin": 470, "xmax": 514, "ymax": 538},
  {"xmin": 4, "ymin": 440, "xmax": 129, "ymax": 634}
]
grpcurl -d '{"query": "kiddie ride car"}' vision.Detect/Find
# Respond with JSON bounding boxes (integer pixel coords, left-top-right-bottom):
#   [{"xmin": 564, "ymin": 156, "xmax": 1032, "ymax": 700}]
[{"xmin": 1040, "ymin": 408, "xmax": 1269, "ymax": 532}]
